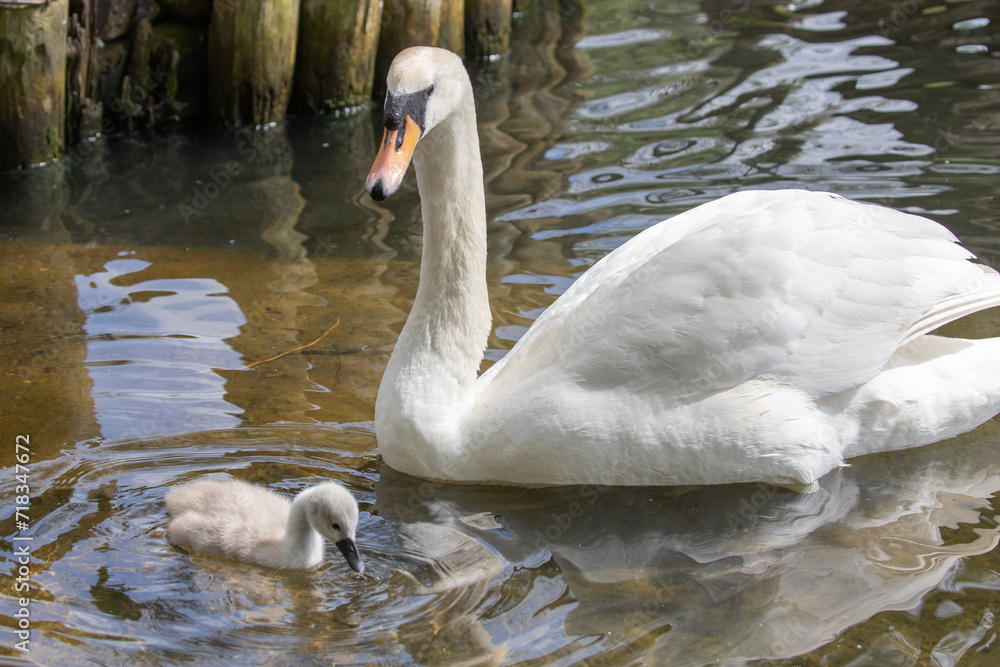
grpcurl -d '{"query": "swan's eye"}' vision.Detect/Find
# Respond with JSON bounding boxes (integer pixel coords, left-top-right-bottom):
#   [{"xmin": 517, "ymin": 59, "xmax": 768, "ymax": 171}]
[
  {"xmin": 332, "ymin": 523, "xmax": 341, "ymax": 532},
  {"xmin": 426, "ymin": 84, "xmax": 435, "ymax": 97}
]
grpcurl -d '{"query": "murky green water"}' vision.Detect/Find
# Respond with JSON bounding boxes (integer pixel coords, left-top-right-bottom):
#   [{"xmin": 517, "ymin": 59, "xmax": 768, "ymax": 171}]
[{"xmin": 3, "ymin": 0, "xmax": 1000, "ymax": 664}]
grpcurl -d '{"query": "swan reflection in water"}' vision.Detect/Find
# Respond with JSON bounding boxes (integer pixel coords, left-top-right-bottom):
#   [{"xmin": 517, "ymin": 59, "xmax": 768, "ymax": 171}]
[
  {"xmin": 374, "ymin": 417, "xmax": 1000, "ymax": 664},
  {"xmin": 11, "ymin": 421, "xmax": 998, "ymax": 664}
]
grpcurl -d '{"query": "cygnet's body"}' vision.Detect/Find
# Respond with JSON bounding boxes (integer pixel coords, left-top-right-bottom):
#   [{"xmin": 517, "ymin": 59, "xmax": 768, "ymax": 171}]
[{"xmin": 166, "ymin": 479, "xmax": 363, "ymax": 572}]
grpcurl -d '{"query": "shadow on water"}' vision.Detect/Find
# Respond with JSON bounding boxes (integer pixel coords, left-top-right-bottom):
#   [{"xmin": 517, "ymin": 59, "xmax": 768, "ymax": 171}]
[{"xmin": 2, "ymin": 0, "xmax": 1000, "ymax": 664}]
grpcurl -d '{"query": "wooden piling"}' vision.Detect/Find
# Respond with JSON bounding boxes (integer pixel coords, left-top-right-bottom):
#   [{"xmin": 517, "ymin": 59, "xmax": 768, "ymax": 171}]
[
  {"xmin": 66, "ymin": 0, "xmax": 103, "ymax": 144},
  {"xmin": 207, "ymin": 0, "xmax": 300, "ymax": 127},
  {"xmin": 438, "ymin": 0, "xmax": 465, "ymax": 55},
  {"xmin": 374, "ymin": 0, "xmax": 464, "ymax": 98},
  {"xmin": 295, "ymin": 0, "xmax": 382, "ymax": 114},
  {"xmin": 0, "ymin": 0, "xmax": 68, "ymax": 170},
  {"xmin": 465, "ymin": 0, "xmax": 512, "ymax": 61}
]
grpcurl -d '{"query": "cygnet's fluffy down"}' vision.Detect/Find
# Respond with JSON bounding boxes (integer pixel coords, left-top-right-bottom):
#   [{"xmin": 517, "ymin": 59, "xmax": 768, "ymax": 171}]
[{"xmin": 166, "ymin": 479, "xmax": 363, "ymax": 572}]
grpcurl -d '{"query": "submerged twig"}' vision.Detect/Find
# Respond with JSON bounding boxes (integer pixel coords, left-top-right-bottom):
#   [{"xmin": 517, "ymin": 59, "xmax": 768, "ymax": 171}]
[{"xmin": 246, "ymin": 318, "xmax": 341, "ymax": 369}]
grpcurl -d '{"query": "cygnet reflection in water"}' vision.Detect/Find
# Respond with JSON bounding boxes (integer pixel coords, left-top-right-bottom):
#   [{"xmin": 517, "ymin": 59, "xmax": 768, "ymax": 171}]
[{"xmin": 166, "ymin": 479, "xmax": 364, "ymax": 572}]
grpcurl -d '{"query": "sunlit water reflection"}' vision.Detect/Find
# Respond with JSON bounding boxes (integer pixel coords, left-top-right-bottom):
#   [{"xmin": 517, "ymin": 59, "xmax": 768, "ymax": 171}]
[
  {"xmin": 77, "ymin": 257, "xmax": 246, "ymax": 438},
  {"xmin": 2, "ymin": 0, "xmax": 1000, "ymax": 664}
]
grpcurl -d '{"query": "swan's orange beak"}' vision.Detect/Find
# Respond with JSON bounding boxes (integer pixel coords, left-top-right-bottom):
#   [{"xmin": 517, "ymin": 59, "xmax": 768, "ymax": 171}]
[{"xmin": 366, "ymin": 115, "xmax": 421, "ymax": 202}]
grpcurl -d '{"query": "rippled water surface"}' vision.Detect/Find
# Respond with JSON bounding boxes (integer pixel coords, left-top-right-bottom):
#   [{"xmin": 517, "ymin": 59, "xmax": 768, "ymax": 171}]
[{"xmin": 3, "ymin": 0, "xmax": 1000, "ymax": 664}]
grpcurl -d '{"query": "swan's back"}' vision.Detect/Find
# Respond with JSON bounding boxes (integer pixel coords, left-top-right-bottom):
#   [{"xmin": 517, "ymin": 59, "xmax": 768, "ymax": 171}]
[
  {"xmin": 459, "ymin": 190, "xmax": 1000, "ymax": 486},
  {"xmin": 480, "ymin": 190, "xmax": 1000, "ymax": 404}
]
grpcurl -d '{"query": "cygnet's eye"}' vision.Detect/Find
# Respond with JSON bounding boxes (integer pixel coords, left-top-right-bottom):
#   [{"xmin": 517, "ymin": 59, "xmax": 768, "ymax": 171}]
[{"xmin": 332, "ymin": 523, "xmax": 341, "ymax": 532}]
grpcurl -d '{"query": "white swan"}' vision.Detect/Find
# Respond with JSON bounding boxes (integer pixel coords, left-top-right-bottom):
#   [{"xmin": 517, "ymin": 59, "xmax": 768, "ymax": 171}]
[
  {"xmin": 365, "ymin": 46, "xmax": 1000, "ymax": 489},
  {"xmin": 166, "ymin": 479, "xmax": 364, "ymax": 571}
]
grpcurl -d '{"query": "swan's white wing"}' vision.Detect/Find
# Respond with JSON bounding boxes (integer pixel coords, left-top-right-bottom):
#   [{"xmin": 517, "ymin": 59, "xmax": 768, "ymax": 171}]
[{"xmin": 481, "ymin": 190, "xmax": 1000, "ymax": 403}]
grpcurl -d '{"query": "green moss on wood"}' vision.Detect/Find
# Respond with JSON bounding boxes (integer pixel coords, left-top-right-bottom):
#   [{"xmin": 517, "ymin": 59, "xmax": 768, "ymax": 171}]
[
  {"xmin": 0, "ymin": 0, "xmax": 68, "ymax": 169},
  {"xmin": 295, "ymin": 0, "xmax": 382, "ymax": 114},
  {"xmin": 208, "ymin": 0, "xmax": 300, "ymax": 127},
  {"xmin": 465, "ymin": 0, "xmax": 512, "ymax": 60}
]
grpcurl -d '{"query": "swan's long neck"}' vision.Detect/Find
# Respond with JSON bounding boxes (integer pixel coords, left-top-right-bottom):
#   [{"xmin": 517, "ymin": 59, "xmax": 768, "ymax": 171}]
[
  {"xmin": 283, "ymin": 497, "xmax": 323, "ymax": 568},
  {"xmin": 376, "ymin": 99, "xmax": 491, "ymax": 470}
]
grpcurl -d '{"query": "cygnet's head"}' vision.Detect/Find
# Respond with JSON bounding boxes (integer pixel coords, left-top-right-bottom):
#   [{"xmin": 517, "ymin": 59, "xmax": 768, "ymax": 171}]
[
  {"xmin": 365, "ymin": 46, "xmax": 473, "ymax": 201},
  {"xmin": 301, "ymin": 482, "xmax": 364, "ymax": 573}
]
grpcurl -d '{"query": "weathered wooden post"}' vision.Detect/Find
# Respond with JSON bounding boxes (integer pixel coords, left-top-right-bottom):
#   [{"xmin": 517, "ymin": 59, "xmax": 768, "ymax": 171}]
[
  {"xmin": 465, "ymin": 0, "xmax": 512, "ymax": 61},
  {"xmin": 207, "ymin": 0, "xmax": 300, "ymax": 127},
  {"xmin": 295, "ymin": 0, "xmax": 382, "ymax": 114},
  {"xmin": 0, "ymin": 0, "xmax": 68, "ymax": 170},
  {"xmin": 66, "ymin": 0, "xmax": 103, "ymax": 144},
  {"xmin": 374, "ymin": 0, "xmax": 464, "ymax": 98},
  {"xmin": 438, "ymin": 0, "xmax": 465, "ymax": 55}
]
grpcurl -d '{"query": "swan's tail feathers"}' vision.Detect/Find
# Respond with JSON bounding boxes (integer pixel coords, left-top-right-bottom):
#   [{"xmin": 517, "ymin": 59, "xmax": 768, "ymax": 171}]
[{"xmin": 900, "ymin": 267, "xmax": 1000, "ymax": 347}]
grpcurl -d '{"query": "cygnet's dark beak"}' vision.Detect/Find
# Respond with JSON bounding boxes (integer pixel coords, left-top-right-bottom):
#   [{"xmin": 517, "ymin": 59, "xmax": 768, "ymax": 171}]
[{"xmin": 336, "ymin": 538, "xmax": 364, "ymax": 574}]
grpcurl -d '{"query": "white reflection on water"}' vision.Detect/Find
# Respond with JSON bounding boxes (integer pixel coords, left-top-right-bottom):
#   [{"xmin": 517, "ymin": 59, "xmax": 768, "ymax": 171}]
[
  {"xmin": 575, "ymin": 28, "xmax": 668, "ymax": 51},
  {"xmin": 500, "ymin": 29, "xmax": 947, "ymax": 238},
  {"xmin": 75, "ymin": 257, "xmax": 246, "ymax": 439},
  {"xmin": 689, "ymin": 34, "xmax": 900, "ymax": 124},
  {"xmin": 375, "ymin": 419, "xmax": 1000, "ymax": 664}
]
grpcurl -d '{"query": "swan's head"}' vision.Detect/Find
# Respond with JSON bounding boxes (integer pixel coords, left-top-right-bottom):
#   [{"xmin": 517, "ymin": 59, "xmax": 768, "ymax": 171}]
[
  {"xmin": 366, "ymin": 46, "xmax": 472, "ymax": 201},
  {"xmin": 301, "ymin": 482, "xmax": 364, "ymax": 573}
]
